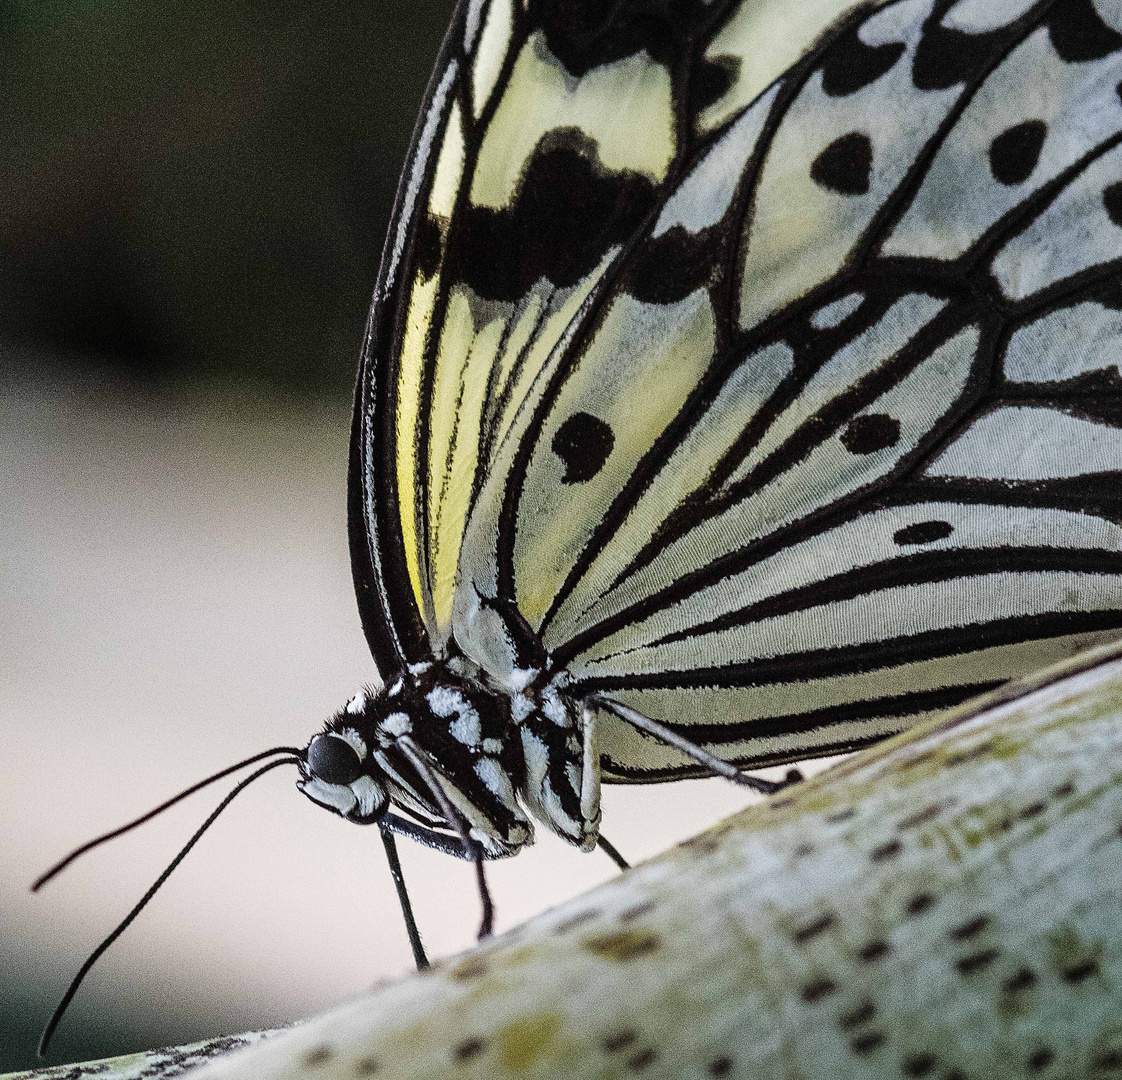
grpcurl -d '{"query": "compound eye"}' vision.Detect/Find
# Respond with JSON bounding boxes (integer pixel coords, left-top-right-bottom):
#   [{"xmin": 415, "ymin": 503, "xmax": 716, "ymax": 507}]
[{"xmin": 307, "ymin": 734, "xmax": 363, "ymax": 786}]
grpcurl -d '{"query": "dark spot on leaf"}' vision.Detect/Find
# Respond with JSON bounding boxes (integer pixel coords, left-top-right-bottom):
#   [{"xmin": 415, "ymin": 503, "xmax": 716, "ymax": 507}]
[
  {"xmin": 354, "ymin": 1057, "xmax": 381, "ymax": 1077},
  {"xmin": 793, "ymin": 912, "xmax": 837, "ymax": 944},
  {"xmin": 1018, "ymin": 801, "xmax": 1047, "ymax": 820},
  {"xmin": 945, "ymin": 740, "xmax": 993, "ymax": 766},
  {"xmin": 841, "ymin": 413, "xmax": 900, "ymax": 454},
  {"xmin": 1052, "ymin": 782, "xmax": 1075, "ymax": 798},
  {"xmin": 626, "ymin": 1047, "xmax": 657, "ymax": 1071},
  {"xmin": 552, "ymin": 411, "xmax": 615, "ymax": 483},
  {"xmin": 851, "ymin": 1031, "xmax": 885, "ymax": 1056},
  {"xmin": 708, "ymin": 1057, "xmax": 733, "ymax": 1077},
  {"xmin": 899, "ymin": 802, "xmax": 951, "ymax": 829},
  {"xmin": 1094, "ymin": 1048, "xmax": 1122, "ymax": 1070},
  {"xmin": 839, "ymin": 999, "xmax": 877, "ymax": 1029},
  {"xmin": 894, "ymin": 520, "xmax": 954, "ymax": 546},
  {"xmin": 454, "ymin": 1037, "xmax": 486, "ymax": 1061},
  {"xmin": 810, "ymin": 131, "xmax": 873, "ymax": 196},
  {"xmin": 859, "ymin": 940, "xmax": 891, "ymax": 963},
  {"xmin": 802, "ymin": 978, "xmax": 837, "ymax": 1003},
  {"xmin": 906, "ymin": 893, "xmax": 936, "ymax": 917},
  {"xmin": 1004, "ymin": 967, "xmax": 1037, "ymax": 993},
  {"xmin": 619, "ymin": 900, "xmax": 656, "ymax": 923},
  {"xmin": 584, "ymin": 928, "xmax": 661, "ymax": 961},
  {"xmin": 949, "ymin": 915, "xmax": 990, "ymax": 941},
  {"xmin": 1028, "ymin": 1047, "xmax": 1055, "ymax": 1072},
  {"xmin": 826, "ymin": 807, "xmax": 856, "ymax": 823},
  {"xmin": 956, "ymin": 948, "xmax": 1000, "ymax": 974},
  {"xmin": 902, "ymin": 1052, "xmax": 938, "ymax": 1076},
  {"xmin": 989, "ymin": 120, "xmax": 1047, "ymax": 186},
  {"xmin": 303, "ymin": 1047, "xmax": 333, "ymax": 1068},
  {"xmin": 602, "ymin": 1030, "xmax": 637, "ymax": 1053},
  {"xmin": 450, "ymin": 957, "xmax": 489, "ymax": 981},
  {"xmin": 871, "ymin": 839, "xmax": 902, "ymax": 862},
  {"xmin": 556, "ymin": 909, "xmax": 600, "ymax": 933},
  {"xmin": 1062, "ymin": 959, "xmax": 1099, "ymax": 983}
]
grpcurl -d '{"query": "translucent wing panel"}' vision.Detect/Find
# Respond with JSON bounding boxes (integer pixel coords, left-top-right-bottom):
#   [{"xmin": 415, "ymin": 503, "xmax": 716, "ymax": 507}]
[
  {"xmin": 449, "ymin": 0, "xmax": 1122, "ymax": 770},
  {"xmin": 593, "ymin": 627, "xmax": 1122, "ymax": 778},
  {"xmin": 358, "ymin": 0, "xmax": 727, "ymax": 658}
]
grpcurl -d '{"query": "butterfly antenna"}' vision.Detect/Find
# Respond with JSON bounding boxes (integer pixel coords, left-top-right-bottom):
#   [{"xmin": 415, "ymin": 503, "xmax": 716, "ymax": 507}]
[
  {"xmin": 394, "ymin": 734, "xmax": 494, "ymax": 939},
  {"xmin": 32, "ymin": 746, "xmax": 303, "ymax": 892},
  {"xmin": 38, "ymin": 755, "xmax": 297, "ymax": 1058}
]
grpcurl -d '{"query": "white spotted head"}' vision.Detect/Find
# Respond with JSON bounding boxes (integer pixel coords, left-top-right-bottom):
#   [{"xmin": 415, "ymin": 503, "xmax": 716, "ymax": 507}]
[
  {"xmin": 299, "ymin": 671, "xmax": 532, "ymax": 855},
  {"xmin": 298, "ymin": 695, "xmax": 390, "ymax": 823}
]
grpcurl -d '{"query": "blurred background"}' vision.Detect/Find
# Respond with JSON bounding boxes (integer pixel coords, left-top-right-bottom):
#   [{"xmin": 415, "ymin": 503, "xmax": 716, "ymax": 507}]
[{"xmin": 0, "ymin": 2, "xmax": 823, "ymax": 1072}]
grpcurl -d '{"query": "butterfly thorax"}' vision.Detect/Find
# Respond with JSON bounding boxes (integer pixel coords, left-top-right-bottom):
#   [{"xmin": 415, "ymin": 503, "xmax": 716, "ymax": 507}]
[{"xmin": 299, "ymin": 660, "xmax": 601, "ymax": 856}]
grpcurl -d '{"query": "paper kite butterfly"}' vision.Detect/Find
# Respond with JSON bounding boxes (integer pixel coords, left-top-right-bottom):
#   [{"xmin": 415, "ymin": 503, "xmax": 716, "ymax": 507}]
[{"xmin": 36, "ymin": 0, "xmax": 1122, "ymax": 1047}]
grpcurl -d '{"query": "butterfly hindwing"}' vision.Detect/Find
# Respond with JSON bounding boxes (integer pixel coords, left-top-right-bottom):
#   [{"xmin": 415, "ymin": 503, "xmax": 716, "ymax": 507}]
[{"xmin": 448, "ymin": 0, "xmax": 1122, "ymax": 778}]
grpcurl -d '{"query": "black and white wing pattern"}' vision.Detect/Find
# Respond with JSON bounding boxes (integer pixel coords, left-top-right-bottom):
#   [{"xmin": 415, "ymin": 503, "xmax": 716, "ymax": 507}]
[{"xmin": 354, "ymin": 0, "xmax": 1122, "ymax": 780}]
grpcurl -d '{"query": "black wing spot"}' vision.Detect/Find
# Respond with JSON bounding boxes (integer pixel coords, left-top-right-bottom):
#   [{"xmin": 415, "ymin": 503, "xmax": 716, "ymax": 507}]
[
  {"xmin": 821, "ymin": 24, "xmax": 905, "ymax": 96},
  {"xmin": 1104, "ymin": 180, "xmax": 1122, "ymax": 227},
  {"xmin": 810, "ymin": 132, "xmax": 873, "ymax": 196},
  {"xmin": 913, "ymin": 22, "xmax": 1010, "ymax": 90},
  {"xmin": 552, "ymin": 411, "xmax": 615, "ymax": 483},
  {"xmin": 415, "ymin": 216, "xmax": 443, "ymax": 281},
  {"xmin": 694, "ymin": 56, "xmax": 739, "ymax": 113},
  {"xmin": 533, "ymin": 0, "xmax": 706, "ymax": 75},
  {"xmin": 1046, "ymin": 0, "xmax": 1122, "ymax": 63},
  {"xmin": 989, "ymin": 119, "xmax": 1047, "ymax": 186},
  {"xmin": 893, "ymin": 520, "xmax": 954, "ymax": 546},
  {"xmin": 457, "ymin": 131, "xmax": 658, "ymax": 301},
  {"xmin": 841, "ymin": 414, "xmax": 900, "ymax": 454},
  {"xmin": 627, "ymin": 225, "xmax": 716, "ymax": 303}
]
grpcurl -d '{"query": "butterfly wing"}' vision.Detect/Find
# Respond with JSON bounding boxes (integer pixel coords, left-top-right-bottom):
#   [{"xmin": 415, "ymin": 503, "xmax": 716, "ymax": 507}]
[
  {"xmin": 451, "ymin": 0, "xmax": 1122, "ymax": 778},
  {"xmin": 350, "ymin": 0, "xmax": 865, "ymax": 675}
]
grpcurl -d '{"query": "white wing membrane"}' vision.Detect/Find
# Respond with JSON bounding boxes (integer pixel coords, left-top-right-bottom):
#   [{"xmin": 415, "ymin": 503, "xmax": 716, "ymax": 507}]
[
  {"xmin": 357, "ymin": 0, "xmax": 1122, "ymax": 777},
  {"xmin": 446, "ymin": 0, "xmax": 1122, "ymax": 776}
]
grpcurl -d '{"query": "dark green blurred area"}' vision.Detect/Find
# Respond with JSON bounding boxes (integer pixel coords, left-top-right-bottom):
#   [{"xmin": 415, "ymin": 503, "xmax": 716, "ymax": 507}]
[
  {"xmin": 1, "ymin": 0, "xmax": 453, "ymax": 1070},
  {"xmin": 0, "ymin": 0, "xmax": 455, "ymax": 394}
]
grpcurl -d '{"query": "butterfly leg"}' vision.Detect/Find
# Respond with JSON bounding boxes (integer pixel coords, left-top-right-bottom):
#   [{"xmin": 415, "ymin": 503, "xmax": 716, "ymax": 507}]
[
  {"xmin": 395, "ymin": 734, "xmax": 495, "ymax": 938},
  {"xmin": 597, "ymin": 834, "xmax": 630, "ymax": 870},
  {"xmin": 592, "ymin": 696, "xmax": 788, "ymax": 795},
  {"xmin": 379, "ymin": 826, "xmax": 428, "ymax": 969}
]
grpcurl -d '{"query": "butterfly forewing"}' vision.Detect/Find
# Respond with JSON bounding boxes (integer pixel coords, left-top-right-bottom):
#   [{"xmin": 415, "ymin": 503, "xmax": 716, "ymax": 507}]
[{"xmin": 356, "ymin": 0, "xmax": 1122, "ymax": 779}]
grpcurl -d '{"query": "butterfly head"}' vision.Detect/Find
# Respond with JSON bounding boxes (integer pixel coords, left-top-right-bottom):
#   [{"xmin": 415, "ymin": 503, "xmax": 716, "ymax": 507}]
[
  {"xmin": 298, "ymin": 668, "xmax": 533, "ymax": 854},
  {"xmin": 298, "ymin": 719, "xmax": 388, "ymax": 824}
]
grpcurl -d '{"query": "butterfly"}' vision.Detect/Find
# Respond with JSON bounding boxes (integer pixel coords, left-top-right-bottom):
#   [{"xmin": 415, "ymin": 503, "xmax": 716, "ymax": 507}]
[{"xmin": 37, "ymin": 0, "xmax": 1122, "ymax": 1050}]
